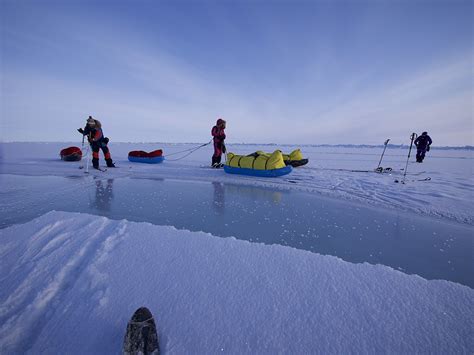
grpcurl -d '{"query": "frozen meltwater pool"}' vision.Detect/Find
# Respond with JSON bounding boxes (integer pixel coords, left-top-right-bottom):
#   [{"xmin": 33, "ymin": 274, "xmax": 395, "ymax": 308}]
[{"xmin": 1, "ymin": 174, "xmax": 473, "ymax": 288}]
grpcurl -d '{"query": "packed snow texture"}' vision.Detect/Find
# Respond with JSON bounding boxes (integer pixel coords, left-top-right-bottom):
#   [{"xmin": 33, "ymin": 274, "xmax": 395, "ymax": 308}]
[{"xmin": 0, "ymin": 211, "xmax": 473, "ymax": 354}]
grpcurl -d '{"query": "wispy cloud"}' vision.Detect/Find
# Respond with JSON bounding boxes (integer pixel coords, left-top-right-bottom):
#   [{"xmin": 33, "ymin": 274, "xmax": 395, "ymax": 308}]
[
  {"xmin": 288, "ymin": 55, "xmax": 473, "ymax": 144},
  {"xmin": 2, "ymin": 3, "xmax": 472, "ymax": 145}
]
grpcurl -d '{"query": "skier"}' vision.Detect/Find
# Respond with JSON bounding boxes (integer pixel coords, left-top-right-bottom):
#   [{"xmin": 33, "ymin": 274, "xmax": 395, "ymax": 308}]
[
  {"xmin": 211, "ymin": 118, "xmax": 226, "ymax": 168},
  {"xmin": 78, "ymin": 116, "xmax": 115, "ymax": 169},
  {"xmin": 414, "ymin": 131, "xmax": 432, "ymax": 163}
]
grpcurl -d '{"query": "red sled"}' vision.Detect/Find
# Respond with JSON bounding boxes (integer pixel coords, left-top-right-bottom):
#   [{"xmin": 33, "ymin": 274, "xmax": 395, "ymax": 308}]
[{"xmin": 60, "ymin": 146, "xmax": 82, "ymax": 161}]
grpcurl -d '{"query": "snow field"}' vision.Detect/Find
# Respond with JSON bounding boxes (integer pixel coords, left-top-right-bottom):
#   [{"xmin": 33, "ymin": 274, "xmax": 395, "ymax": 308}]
[{"xmin": 0, "ymin": 211, "xmax": 473, "ymax": 353}]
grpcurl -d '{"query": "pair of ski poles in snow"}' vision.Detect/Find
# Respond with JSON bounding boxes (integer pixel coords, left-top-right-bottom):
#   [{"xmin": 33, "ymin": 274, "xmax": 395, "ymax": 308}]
[
  {"xmin": 377, "ymin": 134, "xmax": 424, "ymax": 184},
  {"xmin": 371, "ymin": 136, "xmax": 426, "ymax": 184}
]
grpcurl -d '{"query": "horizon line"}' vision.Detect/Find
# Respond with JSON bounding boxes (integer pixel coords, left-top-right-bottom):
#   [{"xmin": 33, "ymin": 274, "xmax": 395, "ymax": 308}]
[{"xmin": 1, "ymin": 141, "xmax": 472, "ymax": 150}]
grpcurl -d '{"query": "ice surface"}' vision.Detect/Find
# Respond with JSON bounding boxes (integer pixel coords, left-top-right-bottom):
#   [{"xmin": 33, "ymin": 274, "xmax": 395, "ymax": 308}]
[
  {"xmin": 1, "ymin": 142, "xmax": 473, "ymax": 224},
  {"xmin": 0, "ymin": 211, "xmax": 472, "ymax": 354},
  {"xmin": 1, "ymin": 174, "xmax": 473, "ymax": 287}
]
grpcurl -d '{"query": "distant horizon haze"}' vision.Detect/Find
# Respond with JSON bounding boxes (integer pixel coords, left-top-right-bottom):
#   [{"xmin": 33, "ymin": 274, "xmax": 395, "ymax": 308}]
[{"xmin": 0, "ymin": 141, "xmax": 471, "ymax": 150}]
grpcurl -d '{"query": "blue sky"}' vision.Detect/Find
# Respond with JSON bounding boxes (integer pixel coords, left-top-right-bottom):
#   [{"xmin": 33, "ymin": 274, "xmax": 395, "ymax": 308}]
[{"xmin": 1, "ymin": 0, "xmax": 472, "ymax": 145}]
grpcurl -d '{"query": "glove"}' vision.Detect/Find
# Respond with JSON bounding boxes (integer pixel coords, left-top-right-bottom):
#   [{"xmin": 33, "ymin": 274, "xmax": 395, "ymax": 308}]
[
  {"xmin": 222, "ymin": 144, "xmax": 226, "ymax": 153},
  {"xmin": 426, "ymin": 145, "xmax": 430, "ymax": 152},
  {"xmin": 78, "ymin": 128, "xmax": 84, "ymax": 134}
]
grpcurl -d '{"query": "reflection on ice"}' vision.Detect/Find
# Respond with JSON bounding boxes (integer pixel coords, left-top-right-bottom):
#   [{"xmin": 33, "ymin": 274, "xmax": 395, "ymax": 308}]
[
  {"xmin": 0, "ymin": 174, "xmax": 472, "ymax": 288},
  {"xmin": 92, "ymin": 179, "xmax": 114, "ymax": 212},
  {"xmin": 212, "ymin": 182, "xmax": 225, "ymax": 213}
]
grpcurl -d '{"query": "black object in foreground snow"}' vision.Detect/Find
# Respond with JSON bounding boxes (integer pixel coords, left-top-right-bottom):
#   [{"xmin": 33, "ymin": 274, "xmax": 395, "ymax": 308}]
[{"xmin": 123, "ymin": 307, "xmax": 160, "ymax": 355}]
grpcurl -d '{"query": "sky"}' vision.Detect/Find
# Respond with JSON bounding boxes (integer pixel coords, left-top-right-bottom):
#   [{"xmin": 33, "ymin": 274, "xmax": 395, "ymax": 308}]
[{"xmin": 1, "ymin": 0, "xmax": 472, "ymax": 145}]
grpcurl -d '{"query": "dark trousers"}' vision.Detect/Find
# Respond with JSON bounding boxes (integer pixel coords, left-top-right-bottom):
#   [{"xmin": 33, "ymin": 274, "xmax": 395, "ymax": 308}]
[
  {"xmin": 416, "ymin": 148, "xmax": 427, "ymax": 162},
  {"xmin": 91, "ymin": 142, "xmax": 113, "ymax": 167},
  {"xmin": 212, "ymin": 141, "xmax": 224, "ymax": 165}
]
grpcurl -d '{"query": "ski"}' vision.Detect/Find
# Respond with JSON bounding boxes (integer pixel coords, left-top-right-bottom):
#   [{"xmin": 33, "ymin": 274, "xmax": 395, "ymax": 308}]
[
  {"xmin": 83, "ymin": 167, "xmax": 107, "ymax": 173},
  {"xmin": 395, "ymin": 177, "xmax": 431, "ymax": 184},
  {"xmin": 123, "ymin": 307, "xmax": 160, "ymax": 355},
  {"xmin": 331, "ymin": 167, "xmax": 393, "ymax": 173},
  {"xmin": 200, "ymin": 164, "xmax": 224, "ymax": 169}
]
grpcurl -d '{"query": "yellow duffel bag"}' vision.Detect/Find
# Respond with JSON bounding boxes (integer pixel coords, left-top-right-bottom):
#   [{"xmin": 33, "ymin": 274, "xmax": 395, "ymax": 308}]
[
  {"xmin": 227, "ymin": 150, "xmax": 286, "ymax": 170},
  {"xmin": 282, "ymin": 149, "xmax": 303, "ymax": 161}
]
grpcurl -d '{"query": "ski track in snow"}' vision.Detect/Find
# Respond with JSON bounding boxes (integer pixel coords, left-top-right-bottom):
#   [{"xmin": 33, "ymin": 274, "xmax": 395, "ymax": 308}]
[
  {"xmin": 0, "ymin": 214, "xmax": 129, "ymax": 353},
  {"xmin": 0, "ymin": 211, "xmax": 472, "ymax": 353}
]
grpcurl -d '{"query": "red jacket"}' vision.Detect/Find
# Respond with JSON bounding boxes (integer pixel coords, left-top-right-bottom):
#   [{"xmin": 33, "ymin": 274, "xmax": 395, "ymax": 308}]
[{"xmin": 212, "ymin": 126, "xmax": 226, "ymax": 143}]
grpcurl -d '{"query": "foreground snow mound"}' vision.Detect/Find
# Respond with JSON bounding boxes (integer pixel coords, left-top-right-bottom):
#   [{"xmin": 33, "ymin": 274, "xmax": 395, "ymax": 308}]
[{"xmin": 0, "ymin": 211, "xmax": 472, "ymax": 354}]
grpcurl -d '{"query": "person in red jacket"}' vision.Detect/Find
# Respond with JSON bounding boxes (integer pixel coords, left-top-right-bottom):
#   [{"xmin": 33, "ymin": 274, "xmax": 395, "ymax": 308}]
[
  {"xmin": 78, "ymin": 116, "xmax": 115, "ymax": 169},
  {"xmin": 211, "ymin": 118, "xmax": 226, "ymax": 168}
]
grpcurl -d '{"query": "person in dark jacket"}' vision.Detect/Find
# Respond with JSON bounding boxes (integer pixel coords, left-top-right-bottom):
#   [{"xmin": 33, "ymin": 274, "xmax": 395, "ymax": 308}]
[
  {"xmin": 211, "ymin": 118, "xmax": 226, "ymax": 168},
  {"xmin": 414, "ymin": 131, "xmax": 432, "ymax": 163},
  {"xmin": 78, "ymin": 116, "xmax": 115, "ymax": 169}
]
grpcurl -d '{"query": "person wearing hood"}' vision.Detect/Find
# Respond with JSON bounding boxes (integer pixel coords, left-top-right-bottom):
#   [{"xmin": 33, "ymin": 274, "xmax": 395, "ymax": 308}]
[
  {"xmin": 211, "ymin": 118, "xmax": 226, "ymax": 168},
  {"xmin": 414, "ymin": 131, "xmax": 433, "ymax": 163},
  {"xmin": 78, "ymin": 116, "xmax": 115, "ymax": 169}
]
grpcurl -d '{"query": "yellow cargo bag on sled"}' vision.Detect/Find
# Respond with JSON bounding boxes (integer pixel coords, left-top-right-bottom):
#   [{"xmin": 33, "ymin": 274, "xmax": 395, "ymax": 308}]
[
  {"xmin": 227, "ymin": 150, "xmax": 286, "ymax": 170},
  {"xmin": 282, "ymin": 149, "xmax": 303, "ymax": 161}
]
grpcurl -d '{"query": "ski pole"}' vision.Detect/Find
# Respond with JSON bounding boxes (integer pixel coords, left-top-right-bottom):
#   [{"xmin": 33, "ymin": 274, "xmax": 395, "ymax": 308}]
[
  {"xmin": 376, "ymin": 139, "xmax": 390, "ymax": 170},
  {"xmin": 85, "ymin": 144, "xmax": 90, "ymax": 173},
  {"xmin": 85, "ymin": 134, "xmax": 92, "ymax": 173},
  {"xmin": 80, "ymin": 134, "xmax": 86, "ymax": 169},
  {"xmin": 401, "ymin": 133, "xmax": 417, "ymax": 183}
]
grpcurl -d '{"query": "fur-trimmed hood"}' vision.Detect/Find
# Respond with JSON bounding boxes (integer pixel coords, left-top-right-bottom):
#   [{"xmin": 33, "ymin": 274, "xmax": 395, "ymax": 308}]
[{"xmin": 87, "ymin": 118, "xmax": 102, "ymax": 128}]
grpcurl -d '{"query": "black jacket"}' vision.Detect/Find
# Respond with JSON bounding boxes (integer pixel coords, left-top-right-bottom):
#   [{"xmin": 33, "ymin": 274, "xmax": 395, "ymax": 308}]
[{"xmin": 414, "ymin": 134, "xmax": 432, "ymax": 150}]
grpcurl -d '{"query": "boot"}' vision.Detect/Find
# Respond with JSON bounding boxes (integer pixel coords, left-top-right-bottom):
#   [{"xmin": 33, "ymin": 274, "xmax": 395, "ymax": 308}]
[
  {"xmin": 92, "ymin": 157, "xmax": 99, "ymax": 169},
  {"xmin": 106, "ymin": 158, "xmax": 115, "ymax": 168}
]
